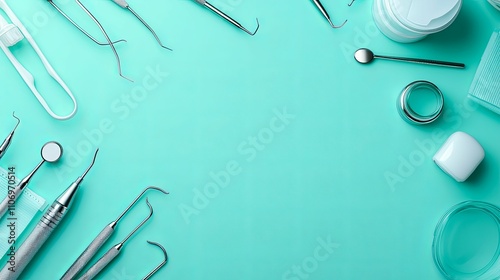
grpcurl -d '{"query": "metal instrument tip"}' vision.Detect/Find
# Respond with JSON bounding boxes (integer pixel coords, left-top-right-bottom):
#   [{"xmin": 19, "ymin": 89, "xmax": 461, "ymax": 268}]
[
  {"xmin": 11, "ymin": 112, "xmax": 20, "ymax": 132},
  {"xmin": 81, "ymin": 149, "xmax": 99, "ymax": 179}
]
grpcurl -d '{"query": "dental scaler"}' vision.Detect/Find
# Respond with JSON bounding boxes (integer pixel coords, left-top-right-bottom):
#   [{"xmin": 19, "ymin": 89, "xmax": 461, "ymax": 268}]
[
  {"xmin": 0, "ymin": 112, "xmax": 20, "ymax": 160},
  {"xmin": 0, "ymin": 149, "xmax": 99, "ymax": 279}
]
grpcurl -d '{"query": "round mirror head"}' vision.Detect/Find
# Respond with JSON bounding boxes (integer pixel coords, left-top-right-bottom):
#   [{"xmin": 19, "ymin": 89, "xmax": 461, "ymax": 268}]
[
  {"xmin": 354, "ymin": 48, "xmax": 374, "ymax": 64},
  {"xmin": 41, "ymin": 141, "xmax": 63, "ymax": 163}
]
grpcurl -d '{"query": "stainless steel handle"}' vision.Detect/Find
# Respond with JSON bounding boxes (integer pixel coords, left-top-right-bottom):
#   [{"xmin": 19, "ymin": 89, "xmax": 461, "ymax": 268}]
[
  {"xmin": 375, "ymin": 55, "xmax": 465, "ymax": 68},
  {"xmin": 78, "ymin": 246, "xmax": 121, "ymax": 280},
  {"xmin": 0, "ymin": 202, "xmax": 67, "ymax": 279},
  {"xmin": 61, "ymin": 224, "xmax": 115, "ymax": 280}
]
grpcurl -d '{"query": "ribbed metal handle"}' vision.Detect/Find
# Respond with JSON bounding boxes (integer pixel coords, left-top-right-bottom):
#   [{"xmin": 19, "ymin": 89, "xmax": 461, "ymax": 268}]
[{"xmin": 0, "ymin": 202, "xmax": 66, "ymax": 279}]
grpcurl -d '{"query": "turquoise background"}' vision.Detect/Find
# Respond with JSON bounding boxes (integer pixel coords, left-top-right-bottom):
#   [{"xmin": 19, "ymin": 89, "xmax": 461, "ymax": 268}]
[{"xmin": 1, "ymin": 0, "xmax": 500, "ymax": 279}]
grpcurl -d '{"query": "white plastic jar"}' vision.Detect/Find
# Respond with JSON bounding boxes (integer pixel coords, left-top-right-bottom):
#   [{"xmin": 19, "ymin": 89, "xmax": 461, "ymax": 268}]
[{"xmin": 373, "ymin": 0, "xmax": 462, "ymax": 43}]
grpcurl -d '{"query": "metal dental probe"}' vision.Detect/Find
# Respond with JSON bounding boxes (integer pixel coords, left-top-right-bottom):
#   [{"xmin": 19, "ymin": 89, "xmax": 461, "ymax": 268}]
[
  {"xmin": 0, "ymin": 149, "xmax": 99, "ymax": 280},
  {"xmin": 142, "ymin": 241, "xmax": 168, "ymax": 280},
  {"xmin": 78, "ymin": 199, "xmax": 154, "ymax": 280},
  {"xmin": 0, "ymin": 112, "xmax": 20, "ymax": 160},
  {"xmin": 311, "ymin": 0, "xmax": 347, "ymax": 28},
  {"xmin": 61, "ymin": 186, "xmax": 168, "ymax": 280},
  {"xmin": 110, "ymin": 0, "xmax": 172, "ymax": 50},
  {"xmin": 0, "ymin": 141, "xmax": 63, "ymax": 219},
  {"xmin": 75, "ymin": 0, "xmax": 133, "ymax": 82},
  {"xmin": 193, "ymin": 0, "xmax": 259, "ymax": 35},
  {"xmin": 48, "ymin": 0, "xmax": 126, "ymax": 46}
]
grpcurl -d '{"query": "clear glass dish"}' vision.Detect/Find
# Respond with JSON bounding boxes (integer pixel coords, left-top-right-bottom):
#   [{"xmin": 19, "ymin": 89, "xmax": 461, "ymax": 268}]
[{"xmin": 433, "ymin": 201, "xmax": 500, "ymax": 280}]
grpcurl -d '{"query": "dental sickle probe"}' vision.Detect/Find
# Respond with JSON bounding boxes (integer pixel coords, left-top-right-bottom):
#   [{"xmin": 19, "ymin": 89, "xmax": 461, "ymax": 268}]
[
  {"xmin": 61, "ymin": 186, "xmax": 169, "ymax": 280},
  {"xmin": 143, "ymin": 241, "xmax": 168, "ymax": 280},
  {"xmin": 312, "ymin": 0, "xmax": 347, "ymax": 28},
  {"xmin": 48, "ymin": 0, "xmax": 126, "ymax": 46},
  {"xmin": 78, "ymin": 199, "xmax": 154, "ymax": 280},
  {"xmin": 0, "ymin": 112, "xmax": 20, "ymax": 160},
  {"xmin": 0, "ymin": 149, "xmax": 99, "ymax": 280},
  {"xmin": 111, "ymin": 0, "xmax": 172, "ymax": 50},
  {"xmin": 194, "ymin": 0, "xmax": 259, "ymax": 35},
  {"xmin": 75, "ymin": 0, "xmax": 132, "ymax": 82}
]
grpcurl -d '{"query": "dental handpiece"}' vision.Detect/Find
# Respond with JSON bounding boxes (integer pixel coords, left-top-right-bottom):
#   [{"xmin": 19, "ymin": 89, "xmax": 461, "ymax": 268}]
[
  {"xmin": 0, "ymin": 112, "xmax": 20, "ymax": 160},
  {"xmin": 0, "ymin": 150, "xmax": 98, "ymax": 280},
  {"xmin": 61, "ymin": 186, "xmax": 168, "ymax": 280}
]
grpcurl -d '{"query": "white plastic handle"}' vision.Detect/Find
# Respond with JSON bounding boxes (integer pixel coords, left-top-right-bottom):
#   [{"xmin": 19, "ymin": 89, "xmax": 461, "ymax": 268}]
[{"xmin": 0, "ymin": 0, "xmax": 77, "ymax": 120}]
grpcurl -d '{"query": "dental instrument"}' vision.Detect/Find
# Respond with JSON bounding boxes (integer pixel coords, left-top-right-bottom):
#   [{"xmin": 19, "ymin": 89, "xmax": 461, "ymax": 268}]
[
  {"xmin": 193, "ymin": 0, "xmax": 259, "ymax": 36},
  {"xmin": 0, "ymin": 149, "xmax": 99, "ymax": 280},
  {"xmin": 354, "ymin": 48, "xmax": 465, "ymax": 68},
  {"xmin": 61, "ymin": 186, "xmax": 168, "ymax": 280},
  {"xmin": 0, "ymin": 112, "xmax": 20, "ymax": 160},
  {"xmin": 111, "ymin": 0, "xmax": 172, "ymax": 50},
  {"xmin": 79, "ymin": 199, "xmax": 154, "ymax": 280},
  {"xmin": 75, "ymin": 0, "xmax": 132, "ymax": 82},
  {"xmin": 0, "ymin": 141, "xmax": 62, "ymax": 218},
  {"xmin": 143, "ymin": 241, "xmax": 168, "ymax": 280},
  {"xmin": 48, "ymin": 0, "xmax": 126, "ymax": 46},
  {"xmin": 311, "ymin": 0, "xmax": 347, "ymax": 28},
  {"xmin": 348, "ymin": 0, "xmax": 355, "ymax": 6},
  {"xmin": 0, "ymin": 0, "xmax": 78, "ymax": 120}
]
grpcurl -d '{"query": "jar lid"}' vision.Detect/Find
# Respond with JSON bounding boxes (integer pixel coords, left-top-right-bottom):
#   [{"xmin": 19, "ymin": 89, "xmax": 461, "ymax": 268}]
[
  {"xmin": 390, "ymin": 0, "xmax": 462, "ymax": 32},
  {"xmin": 433, "ymin": 201, "xmax": 500, "ymax": 279}
]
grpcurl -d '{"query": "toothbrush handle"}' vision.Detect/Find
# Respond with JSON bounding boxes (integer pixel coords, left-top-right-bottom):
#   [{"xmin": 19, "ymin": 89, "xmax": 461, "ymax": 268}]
[
  {"xmin": 78, "ymin": 245, "xmax": 121, "ymax": 280},
  {"xmin": 0, "ymin": 202, "xmax": 67, "ymax": 279},
  {"xmin": 61, "ymin": 224, "xmax": 115, "ymax": 280}
]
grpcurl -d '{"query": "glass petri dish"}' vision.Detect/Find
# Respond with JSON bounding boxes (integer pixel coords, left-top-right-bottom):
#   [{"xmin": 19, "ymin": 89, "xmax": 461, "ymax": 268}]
[{"xmin": 433, "ymin": 201, "xmax": 500, "ymax": 280}]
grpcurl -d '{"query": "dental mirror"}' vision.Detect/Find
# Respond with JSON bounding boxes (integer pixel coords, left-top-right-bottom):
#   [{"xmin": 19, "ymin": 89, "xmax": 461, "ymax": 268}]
[
  {"xmin": 0, "ymin": 141, "xmax": 63, "ymax": 217},
  {"xmin": 354, "ymin": 48, "xmax": 465, "ymax": 68},
  {"xmin": 41, "ymin": 141, "xmax": 63, "ymax": 162},
  {"xmin": 22, "ymin": 141, "xmax": 63, "ymax": 186}
]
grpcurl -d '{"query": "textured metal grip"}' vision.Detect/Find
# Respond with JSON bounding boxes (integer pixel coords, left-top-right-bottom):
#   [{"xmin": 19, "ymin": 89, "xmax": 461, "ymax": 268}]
[
  {"xmin": 0, "ymin": 185, "xmax": 23, "ymax": 218},
  {"xmin": 61, "ymin": 225, "xmax": 115, "ymax": 280},
  {"xmin": 0, "ymin": 202, "xmax": 66, "ymax": 279},
  {"xmin": 195, "ymin": 0, "xmax": 207, "ymax": 5},
  {"xmin": 79, "ymin": 246, "xmax": 120, "ymax": 280}
]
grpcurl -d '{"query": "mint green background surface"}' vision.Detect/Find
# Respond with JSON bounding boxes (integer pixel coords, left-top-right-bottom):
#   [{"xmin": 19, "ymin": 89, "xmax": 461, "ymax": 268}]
[{"xmin": 1, "ymin": 0, "xmax": 500, "ymax": 279}]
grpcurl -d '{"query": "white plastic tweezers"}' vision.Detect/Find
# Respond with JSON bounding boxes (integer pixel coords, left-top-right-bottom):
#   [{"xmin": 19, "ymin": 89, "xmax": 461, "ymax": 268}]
[{"xmin": 0, "ymin": 0, "xmax": 77, "ymax": 120}]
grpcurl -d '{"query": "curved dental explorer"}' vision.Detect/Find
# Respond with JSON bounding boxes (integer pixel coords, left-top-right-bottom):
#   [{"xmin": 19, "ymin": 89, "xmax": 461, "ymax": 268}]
[
  {"xmin": 312, "ymin": 0, "xmax": 347, "ymax": 28},
  {"xmin": 348, "ymin": 0, "xmax": 355, "ymax": 6},
  {"xmin": 111, "ymin": 0, "xmax": 172, "ymax": 50},
  {"xmin": 48, "ymin": 0, "xmax": 126, "ymax": 46},
  {"xmin": 142, "ymin": 241, "xmax": 168, "ymax": 280},
  {"xmin": 0, "ymin": 149, "xmax": 99, "ymax": 280},
  {"xmin": 61, "ymin": 186, "xmax": 169, "ymax": 280},
  {"xmin": 194, "ymin": 0, "xmax": 259, "ymax": 36},
  {"xmin": 78, "ymin": 199, "xmax": 155, "ymax": 280},
  {"xmin": 0, "ymin": 112, "xmax": 20, "ymax": 160},
  {"xmin": 75, "ymin": 0, "xmax": 133, "ymax": 82}
]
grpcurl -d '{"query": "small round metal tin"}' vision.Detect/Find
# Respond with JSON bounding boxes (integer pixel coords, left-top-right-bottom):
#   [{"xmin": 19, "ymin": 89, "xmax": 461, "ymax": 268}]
[
  {"xmin": 433, "ymin": 201, "xmax": 500, "ymax": 280},
  {"xmin": 397, "ymin": 80, "xmax": 444, "ymax": 125}
]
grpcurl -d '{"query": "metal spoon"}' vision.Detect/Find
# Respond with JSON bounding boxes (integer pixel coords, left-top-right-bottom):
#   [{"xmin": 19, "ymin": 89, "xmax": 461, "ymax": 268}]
[
  {"xmin": 0, "ymin": 141, "xmax": 63, "ymax": 218},
  {"xmin": 354, "ymin": 48, "xmax": 465, "ymax": 69}
]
